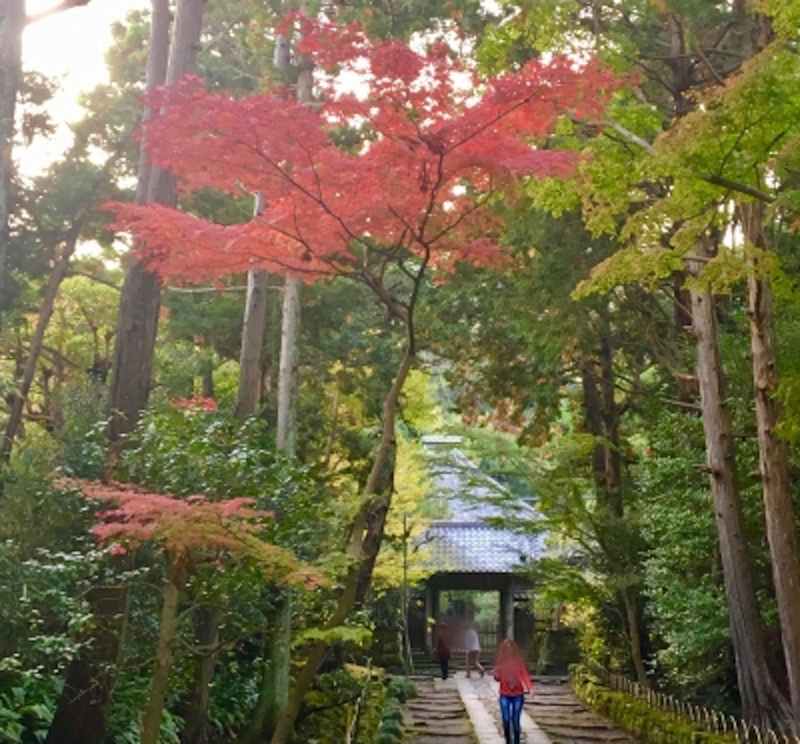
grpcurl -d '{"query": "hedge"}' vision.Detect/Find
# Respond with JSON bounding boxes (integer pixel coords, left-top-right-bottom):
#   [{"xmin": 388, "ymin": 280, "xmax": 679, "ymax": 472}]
[{"xmin": 570, "ymin": 665, "xmax": 737, "ymax": 744}]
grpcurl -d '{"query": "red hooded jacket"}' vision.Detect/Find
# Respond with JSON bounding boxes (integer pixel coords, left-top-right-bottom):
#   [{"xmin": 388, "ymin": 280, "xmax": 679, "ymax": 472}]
[{"xmin": 493, "ymin": 655, "xmax": 533, "ymax": 696}]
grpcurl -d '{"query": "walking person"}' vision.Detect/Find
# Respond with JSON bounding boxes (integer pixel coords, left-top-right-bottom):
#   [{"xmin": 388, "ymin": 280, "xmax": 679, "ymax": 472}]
[
  {"xmin": 434, "ymin": 621, "xmax": 451, "ymax": 680},
  {"xmin": 493, "ymin": 638, "xmax": 533, "ymax": 744},
  {"xmin": 463, "ymin": 622, "xmax": 485, "ymax": 678}
]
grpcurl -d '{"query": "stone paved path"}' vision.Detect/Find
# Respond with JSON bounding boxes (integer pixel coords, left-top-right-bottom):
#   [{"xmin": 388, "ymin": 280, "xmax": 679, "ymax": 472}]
[
  {"xmin": 526, "ymin": 677, "xmax": 637, "ymax": 744},
  {"xmin": 403, "ymin": 672, "xmax": 638, "ymax": 744},
  {"xmin": 403, "ymin": 676, "xmax": 475, "ymax": 743},
  {"xmin": 467, "ymin": 673, "xmax": 550, "ymax": 744}
]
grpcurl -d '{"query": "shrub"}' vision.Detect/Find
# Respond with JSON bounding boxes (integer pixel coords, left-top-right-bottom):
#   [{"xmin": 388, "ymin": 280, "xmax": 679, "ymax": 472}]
[
  {"xmin": 386, "ymin": 676, "xmax": 416, "ymax": 704},
  {"xmin": 571, "ymin": 665, "xmax": 736, "ymax": 744}
]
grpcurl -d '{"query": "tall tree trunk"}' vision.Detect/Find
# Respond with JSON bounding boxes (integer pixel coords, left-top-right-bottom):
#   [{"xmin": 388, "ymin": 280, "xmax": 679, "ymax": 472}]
[
  {"xmin": 201, "ymin": 356, "xmax": 214, "ymax": 399},
  {"xmin": 688, "ymin": 239, "xmax": 791, "ymax": 727},
  {"xmin": 269, "ymin": 347, "xmax": 413, "ymax": 744},
  {"xmin": 275, "ymin": 276, "xmax": 300, "ymax": 453},
  {"xmin": 582, "ymin": 336, "xmax": 647, "ymax": 687},
  {"xmin": 180, "ymin": 606, "xmax": 223, "ymax": 744},
  {"xmin": 274, "ymin": 46, "xmax": 309, "ymax": 454},
  {"xmin": 235, "ymin": 195, "xmax": 269, "ymax": 421},
  {"xmin": 581, "ymin": 361, "xmax": 607, "ymax": 492},
  {"xmin": 266, "ymin": 597, "xmax": 291, "ymax": 735},
  {"xmin": 621, "ymin": 588, "xmax": 648, "ymax": 689},
  {"xmin": 1, "ymin": 219, "xmax": 82, "ymax": 466},
  {"xmin": 47, "ymin": 4, "xmax": 200, "ymax": 739},
  {"xmin": 108, "ymin": 0, "xmax": 207, "ymax": 442},
  {"xmin": 141, "ymin": 559, "xmax": 185, "ymax": 744},
  {"xmin": 0, "ymin": 0, "xmax": 24, "ymax": 322},
  {"xmin": 239, "ymin": 596, "xmax": 291, "ymax": 744},
  {"xmin": 741, "ymin": 202, "xmax": 800, "ymax": 730},
  {"xmin": 598, "ymin": 320, "xmax": 622, "ymax": 516},
  {"xmin": 263, "ymin": 43, "xmax": 312, "ymax": 739},
  {"xmin": 44, "ymin": 586, "xmax": 127, "ymax": 744}
]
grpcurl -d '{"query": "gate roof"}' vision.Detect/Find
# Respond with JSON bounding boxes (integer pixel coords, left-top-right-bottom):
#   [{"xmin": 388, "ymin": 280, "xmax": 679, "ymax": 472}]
[{"xmin": 416, "ymin": 437, "xmax": 543, "ymax": 575}]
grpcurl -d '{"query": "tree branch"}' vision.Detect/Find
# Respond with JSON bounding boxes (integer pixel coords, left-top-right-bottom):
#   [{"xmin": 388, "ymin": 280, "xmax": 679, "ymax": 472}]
[
  {"xmin": 698, "ymin": 172, "xmax": 774, "ymax": 203},
  {"xmin": 25, "ymin": 0, "xmax": 92, "ymax": 25},
  {"xmin": 66, "ymin": 270, "xmax": 121, "ymax": 292},
  {"xmin": 601, "ymin": 118, "xmax": 775, "ymax": 203},
  {"xmin": 164, "ymin": 285, "xmax": 250, "ymax": 293}
]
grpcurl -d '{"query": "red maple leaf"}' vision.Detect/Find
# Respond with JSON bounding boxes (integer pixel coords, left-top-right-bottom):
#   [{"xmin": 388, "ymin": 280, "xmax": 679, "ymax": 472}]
[
  {"xmin": 104, "ymin": 19, "xmax": 621, "ymax": 284},
  {"xmin": 65, "ymin": 478, "xmax": 321, "ymax": 588}
]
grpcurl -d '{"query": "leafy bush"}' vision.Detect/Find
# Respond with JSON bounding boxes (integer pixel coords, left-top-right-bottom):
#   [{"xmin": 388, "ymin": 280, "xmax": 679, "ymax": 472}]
[
  {"xmin": 385, "ymin": 676, "xmax": 416, "ymax": 704},
  {"xmin": 55, "ymin": 378, "xmax": 108, "ymax": 480},
  {"xmin": 571, "ymin": 665, "xmax": 736, "ymax": 744},
  {"xmin": 294, "ymin": 665, "xmax": 384, "ymax": 744},
  {"xmin": 0, "ymin": 534, "xmax": 114, "ymax": 744},
  {"xmin": 371, "ymin": 675, "xmax": 417, "ymax": 743},
  {"xmin": 0, "ymin": 674, "xmax": 59, "ymax": 744},
  {"xmin": 118, "ymin": 406, "xmax": 333, "ymax": 559}
]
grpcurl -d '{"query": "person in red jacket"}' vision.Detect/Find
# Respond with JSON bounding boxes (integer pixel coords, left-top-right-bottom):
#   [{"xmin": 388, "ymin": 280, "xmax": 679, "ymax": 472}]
[
  {"xmin": 434, "ymin": 621, "xmax": 451, "ymax": 680},
  {"xmin": 492, "ymin": 638, "xmax": 533, "ymax": 744}
]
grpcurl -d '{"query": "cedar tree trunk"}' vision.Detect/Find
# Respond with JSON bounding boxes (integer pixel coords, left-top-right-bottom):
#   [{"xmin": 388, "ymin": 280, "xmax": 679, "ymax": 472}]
[
  {"xmin": 46, "ymin": 4, "xmax": 172, "ymax": 739},
  {"xmin": 582, "ymin": 352, "xmax": 648, "ymax": 688},
  {"xmin": 180, "ymin": 606, "xmax": 223, "ymax": 744},
  {"xmin": 239, "ymin": 595, "xmax": 292, "ymax": 742},
  {"xmin": 234, "ymin": 192, "xmax": 269, "ymax": 420},
  {"xmin": 263, "ymin": 44, "xmax": 312, "ymax": 738},
  {"xmin": 275, "ymin": 275, "xmax": 300, "ymax": 453},
  {"xmin": 689, "ymin": 241, "xmax": 791, "ymax": 727},
  {"xmin": 234, "ymin": 265, "xmax": 269, "ymax": 419},
  {"xmin": 44, "ymin": 586, "xmax": 128, "ymax": 744},
  {"xmin": 0, "ymin": 0, "xmax": 24, "ymax": 320},
  {"xmin": 621, "ymin": 588, "xmax": 648, "ymax": 689},
  {"xmin": 275, "ymin": 47, "xmax": 309, "ymax": 454},
  {"xmin": 109, "ymin": 0, "xmax": 207, "ymax": 441},
  {"xmin": 742, "ymin": 202, "xmax": 800, "ymax": 730}
]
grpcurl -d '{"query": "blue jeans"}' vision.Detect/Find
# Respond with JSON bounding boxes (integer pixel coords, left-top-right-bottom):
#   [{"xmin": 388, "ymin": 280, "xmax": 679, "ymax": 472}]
[{"xmin": 499, "ymin": 694, "xmax": 524, "ymax": 744}]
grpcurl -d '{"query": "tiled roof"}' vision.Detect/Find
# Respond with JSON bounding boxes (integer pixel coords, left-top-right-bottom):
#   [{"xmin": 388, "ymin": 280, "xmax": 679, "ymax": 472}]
[
  {"xmin": 413, "ymin": 439, "xmax": 545, "ymax": 575},
  {"xmin": 421, "ymin": 521, "xmax": 541, "ymax": 573}
]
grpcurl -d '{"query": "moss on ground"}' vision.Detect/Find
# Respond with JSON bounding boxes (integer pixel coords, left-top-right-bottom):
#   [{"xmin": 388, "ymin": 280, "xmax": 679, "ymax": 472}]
[
  {"xmin": 570, "ymin": 665, "xmax": 736, "ymax": 744},
  {"xmin": 372, "ymin": 676, "xmax": 418, "ymax": 743}
]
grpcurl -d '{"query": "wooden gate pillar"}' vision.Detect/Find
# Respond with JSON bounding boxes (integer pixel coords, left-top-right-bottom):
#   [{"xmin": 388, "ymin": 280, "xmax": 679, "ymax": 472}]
[{"xmin": 500, "ymin": 582, "xmax": 515, "ymax": 642}]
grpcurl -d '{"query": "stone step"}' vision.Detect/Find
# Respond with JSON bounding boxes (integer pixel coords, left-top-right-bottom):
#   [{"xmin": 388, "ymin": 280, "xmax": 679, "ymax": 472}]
[{"xmin": 400, "ymin": 673, "xmax": 638, "ymax": 744}]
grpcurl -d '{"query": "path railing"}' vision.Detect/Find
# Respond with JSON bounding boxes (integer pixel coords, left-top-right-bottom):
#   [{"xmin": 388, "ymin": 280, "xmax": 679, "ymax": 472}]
[{"xmin": 585, "ymin": 662, "xmax": 800, "ymax": 744}]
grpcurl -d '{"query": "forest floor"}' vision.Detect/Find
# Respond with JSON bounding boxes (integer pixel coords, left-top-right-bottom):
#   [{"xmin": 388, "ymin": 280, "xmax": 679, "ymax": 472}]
[{"xmin": 402, "ymin": 673, "xmax": 637, "ymax": 744}]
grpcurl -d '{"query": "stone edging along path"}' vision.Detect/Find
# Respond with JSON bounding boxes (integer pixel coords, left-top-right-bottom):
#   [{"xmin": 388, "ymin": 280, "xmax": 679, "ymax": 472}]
[{"xmin": 402, "ymin": 673, "xmax": 637, "ymax": 744}]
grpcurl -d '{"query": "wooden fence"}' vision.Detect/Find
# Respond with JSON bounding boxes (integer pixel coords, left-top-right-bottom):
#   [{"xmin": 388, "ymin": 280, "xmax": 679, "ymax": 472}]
[{"xmin": 588, "ymin": 663, "xmax": 800, "ymax": 744}]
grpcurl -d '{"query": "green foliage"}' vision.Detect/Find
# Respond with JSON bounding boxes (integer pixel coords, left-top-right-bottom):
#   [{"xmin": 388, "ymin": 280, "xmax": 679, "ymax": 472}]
[
  {"xmin": 571, "ymin": 665, "xmax": 737, "ymax": 744},
  {"xmin": 0, "ymin": 674, "xmax": 58, "ymax": 744},
  {"xmin": 118, "ymin": 404, "xmax": 335, "ymax": 560},
  {"xmin": 55, "ymin": 380, "xmax": 108, "ymax": 480},
  {"xmin": 293, "ymin": 625, "xmax": 372, "ymax": 648},
  {"xmin": 632, "ymin": 406, "xmax": 773, "ymax": 708},
  {"xmin": 293, "ymin": 666, "xmax": 385, "ymax": 744},
  {"xmin": 636, "ymin": 440, "xmax": 732, "ymax": 692},
  {"xmin": 775, "ymin": 370, "xmax": 800, "ymax": 446},
  {"xmin": 0, "ymin": 530, "xmax": 116, "ymax": 744},
  {"xmin": 297, "ymin": 276, "xmax": 406, "ymax": 474},
  {"xmin": 371, "ymin": 676, "xmax": 417, "ymax": 744},
  {"xmin": 763, "ymin": 0, "xmax": 800, "ymax": 37}
]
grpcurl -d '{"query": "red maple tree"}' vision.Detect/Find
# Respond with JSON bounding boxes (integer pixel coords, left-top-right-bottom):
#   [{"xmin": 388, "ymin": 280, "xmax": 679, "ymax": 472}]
[
  {"xmin": 104, "ymin": 20, "xmax": 622, "ymax": 742},
  {"xmin": 71, "ymin": 478, "xmax": 315, "ymax": 583},
  {"xmin": 106, "ymin": 17, "xmax": 619, "ymax": 285},
  {"xmin": 67, "ymin": 478, "xmax": 319, "ymax": 744}
]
